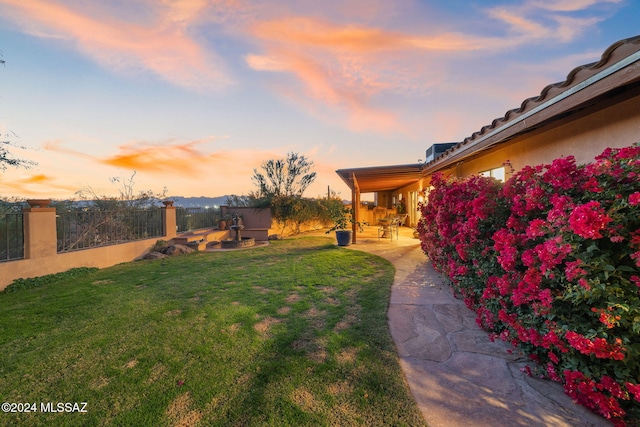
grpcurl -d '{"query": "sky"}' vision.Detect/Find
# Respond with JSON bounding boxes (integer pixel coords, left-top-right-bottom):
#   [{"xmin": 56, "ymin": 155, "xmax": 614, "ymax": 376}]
[{"xmin": 0, "ymin": 0, "xmax": 638, "ymax": 201}]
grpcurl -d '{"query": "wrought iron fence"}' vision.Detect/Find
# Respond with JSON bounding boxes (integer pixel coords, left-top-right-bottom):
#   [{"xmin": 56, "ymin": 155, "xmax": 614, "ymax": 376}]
[
  {"xmin": 176, "ymin": 207, "xmax": 221, "ymax": 233},
  {"xmin": 0, "ymin": 213, "xmax": 24, "ymax": 262},
  {"xmin": 57, "ymin": 208, "xmax": 164, "ymax": 253}
]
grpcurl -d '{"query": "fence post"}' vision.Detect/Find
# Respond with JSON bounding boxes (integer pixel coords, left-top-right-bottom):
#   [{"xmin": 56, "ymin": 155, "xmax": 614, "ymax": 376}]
[
  {"xmin": 162, "ymin": 201, "xmax": 177, "ymax": 239},
  {"xmin": 23, "ymin": 200, "xmax": 57, "ymax": 259}
]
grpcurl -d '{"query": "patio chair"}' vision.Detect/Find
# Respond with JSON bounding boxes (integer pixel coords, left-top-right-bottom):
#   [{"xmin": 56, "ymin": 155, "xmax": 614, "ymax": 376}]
[
  {"xmin": 378, "ymin": 217, "xmax": 400, "ymax": 241},
  {"xmin": 395, "ymin": 214, "xmax": 408, "ymax": 227}
]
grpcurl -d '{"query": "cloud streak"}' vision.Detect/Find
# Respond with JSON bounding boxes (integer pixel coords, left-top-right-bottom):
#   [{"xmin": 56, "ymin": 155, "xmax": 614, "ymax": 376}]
[
  {"xmin": 486, "ymin": 0, "xmax": 621, "ymax": 43},
  {"xmin": 0, "ymin": 0, "xmax": 233, "ymax": 91},
  {"xmin": 246, "ymin": 16, "xmax": 485, "ymax": 134},
  {"xmin": 1, "ymin": 0, "xmax": 623, "ymax": 137},
  {"xmin": 45, "ymin": 138, "xmax": 235, "ymax": 176},
  {"xmin": 0, "ymin": 173, "xmax": 79, "ymax": 197},
  {"xmin": 243, "ymin": 0, "xmax": 623, "ymax": 135}
]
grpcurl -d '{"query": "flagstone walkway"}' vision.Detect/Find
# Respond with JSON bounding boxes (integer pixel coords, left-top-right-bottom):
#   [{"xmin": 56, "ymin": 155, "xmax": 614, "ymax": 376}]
[{"xmin": 338, "ymin": 225, "xmax": 611, "ymax": 427}]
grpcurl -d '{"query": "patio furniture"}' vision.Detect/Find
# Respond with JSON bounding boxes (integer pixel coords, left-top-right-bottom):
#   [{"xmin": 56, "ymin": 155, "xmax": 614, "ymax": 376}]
[
  {"xmin": 378, "ymin": 217, "xmax": 399, "ymax": 241},
  {"xmin": 393, "ymin": 214, "xmax": 408, "ymax": 227}
]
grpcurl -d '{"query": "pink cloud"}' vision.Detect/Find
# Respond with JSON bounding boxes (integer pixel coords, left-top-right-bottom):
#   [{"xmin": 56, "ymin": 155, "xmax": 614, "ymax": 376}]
[
  {"xmin": 0, "ymin": 0, "xmax": 233, "ymax": 91},
  {"xmin": 251, "ymin": 16, "xmax": 499, "ymax": 54},
  {"xmin": 246, "ymin": 17, "xmax": 485, "ymax": 134}
]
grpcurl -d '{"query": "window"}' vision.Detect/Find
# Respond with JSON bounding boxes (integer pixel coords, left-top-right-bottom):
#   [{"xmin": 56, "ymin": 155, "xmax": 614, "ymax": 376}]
[{"xmin": 479, "ymin": 166, "xmax": 505, "ymax": 182}]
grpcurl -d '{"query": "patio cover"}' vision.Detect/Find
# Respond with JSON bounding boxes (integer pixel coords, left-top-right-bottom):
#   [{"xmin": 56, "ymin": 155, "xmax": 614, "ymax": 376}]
[
  {"xmin": 335, "ymin": 163, "xmax": 424, "ymax": 193},
  {"xmin": 335, "ymin": 163, "xmax": 424, "ymax": 244}
]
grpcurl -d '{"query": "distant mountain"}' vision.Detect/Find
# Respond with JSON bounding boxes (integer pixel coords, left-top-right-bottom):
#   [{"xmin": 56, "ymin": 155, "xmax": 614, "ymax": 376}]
[
  {"xmin": 168, "ymin": 195, "xmax": 233, "ymax": 208},
  {"xmin": 168, "ymin": 195, "xmax": 353, "ymax": 208}
]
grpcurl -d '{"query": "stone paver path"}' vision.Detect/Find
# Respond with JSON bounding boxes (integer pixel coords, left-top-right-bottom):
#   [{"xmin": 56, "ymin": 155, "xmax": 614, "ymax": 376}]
[{"xmin": 341, "ymin": 226, "xmax": 611, "ymax": 427}]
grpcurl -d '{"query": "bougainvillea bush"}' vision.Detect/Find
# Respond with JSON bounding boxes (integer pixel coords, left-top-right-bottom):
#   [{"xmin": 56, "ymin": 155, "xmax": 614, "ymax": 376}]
[{"xmin": 417, "ymin": 143, "xmax": 640, "ymax": 426}]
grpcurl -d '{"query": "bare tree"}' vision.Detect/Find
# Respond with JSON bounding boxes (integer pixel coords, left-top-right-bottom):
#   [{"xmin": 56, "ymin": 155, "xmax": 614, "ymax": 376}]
[
  {"xmin": 252, "ymin": 152, "xmax": 317, "ymax": 198},
  {"xmin": 1, "ymin": 132, "xmax": 37, "ymax": 171},
  {"xmin": 75, "ymin": 171, "xmax": 167, "ymax": 210},
  {"xmin": 0, "ymin": 53, "xmax": 37, "ymax": 172}
]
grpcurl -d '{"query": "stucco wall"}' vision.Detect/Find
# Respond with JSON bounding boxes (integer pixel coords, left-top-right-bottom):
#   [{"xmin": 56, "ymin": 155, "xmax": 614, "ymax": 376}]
[
  {"xmin": 0, "ymin": 206, "xmax": 176, "ymax": 291},
  {"xmin": 220, "ymin": 206, "xmax": 272, "ymax": 228},
  {"xmin": 392, "ymin": 180, "xmax": 427, "ymax": 227},
  {"xmin": 0, "ymin": 238, "xmax": 160, "ymax": 290},
  {"xmin": 453, "ymin": 94, "xmax": 640, "ymax": 178}
]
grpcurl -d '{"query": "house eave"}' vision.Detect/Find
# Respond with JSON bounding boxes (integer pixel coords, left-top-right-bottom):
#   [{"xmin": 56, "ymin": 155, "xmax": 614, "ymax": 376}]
[{"xmin": 422, "ymin": 35, "xmax": 640, "ymax": 175}]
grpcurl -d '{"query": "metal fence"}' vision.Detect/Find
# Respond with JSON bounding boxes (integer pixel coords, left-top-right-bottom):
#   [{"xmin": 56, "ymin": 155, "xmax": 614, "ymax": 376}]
[
  {"xmin": 57, "ymin": 209, "xmax": 164, "ymax": 253},
  {"xmin": 176, "ymin": 207, "xmax": 221, "ymax": 233},
  {"xmin": 0, "ymin": 213, "xmax": 24, "ymax": 262}
]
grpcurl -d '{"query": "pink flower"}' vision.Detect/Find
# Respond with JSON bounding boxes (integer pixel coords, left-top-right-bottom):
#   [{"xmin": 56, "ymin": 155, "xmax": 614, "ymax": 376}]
[
  {"xmin": 565, "ymin": 331, "xmax": 626, "ymax": 360},
  {"xmin": 536, "ymin": 236, "xmax": 572, "ymax": 274},
  {"xmin": 582, "ymin": 177, "xmax": 602, "ymax": 193},
  {"xmin": 543, "ymin": 156, "xmax": 581, "ymax": 190},
  {"xmin": 563, "ymin": 370, "xmax": 627, "ymax": 421},
  {"xmin": 547, "ymin": 362, "xmax": 561, "ymax": 381},
  {"xmin": 493, "ymin": 229, "xmax": 522, "ymax": 271},
  {"xmin": 578, "ymin": 278, "xmax": 591, "ymax": 290},
  {"xmin": 598, "ymin": 376, "xmax": 625, "ymax": 399},
  {"xmin": 629, "ymin": 192, "xmax": 640, "ymax": 206},
  {"xmin": 632, "ymin": 251, "xmax": 640, "ymax": 268},
  {"xmin": 568, "ymin": 201, "xmax": 613, "ymax": 239},
  {"xmin": 525, "ymin": 218, "xmax": 548, "ymax": 239},
  {"xmin": 565, "ymin": 260, "xmax": 587, "ymax": 282},
  {"xmin": 625, "ymin": 382, "xmax": 640, "ymax": 402}
]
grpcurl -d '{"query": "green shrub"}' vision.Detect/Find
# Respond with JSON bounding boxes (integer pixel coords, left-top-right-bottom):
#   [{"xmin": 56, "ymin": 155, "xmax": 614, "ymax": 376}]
[{"xmin": 3, "ymin": 267, "xmax": 98, "ymax": 293}]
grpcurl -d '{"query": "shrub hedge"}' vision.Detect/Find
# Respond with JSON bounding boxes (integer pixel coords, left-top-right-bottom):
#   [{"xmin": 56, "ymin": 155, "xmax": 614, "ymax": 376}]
[{"xmin": 417, "ymin": 143, "xmax": 640, "ymax": 426}]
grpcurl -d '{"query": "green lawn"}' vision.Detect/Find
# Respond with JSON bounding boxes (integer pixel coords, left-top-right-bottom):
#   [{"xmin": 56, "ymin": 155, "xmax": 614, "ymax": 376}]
[{"xmin": 0, "ymin": 237, "xmax": 427, "ymax": 426}]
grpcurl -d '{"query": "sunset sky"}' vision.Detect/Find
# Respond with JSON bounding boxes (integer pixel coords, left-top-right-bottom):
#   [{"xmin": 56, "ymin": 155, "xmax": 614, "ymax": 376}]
[{"xmin": 0, "ymin": 0, "xmax": 638, "ymax": 201}]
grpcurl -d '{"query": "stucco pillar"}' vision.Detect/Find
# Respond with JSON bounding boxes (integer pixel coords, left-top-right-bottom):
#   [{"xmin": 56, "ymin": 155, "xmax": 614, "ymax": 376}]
[
  {"xmin": 23, "ymin": 200, "xmax": 57, "ymax": 259},
  {"xmin": 162, "ymin": 202, "xmax": 177, "ymax": 239}
]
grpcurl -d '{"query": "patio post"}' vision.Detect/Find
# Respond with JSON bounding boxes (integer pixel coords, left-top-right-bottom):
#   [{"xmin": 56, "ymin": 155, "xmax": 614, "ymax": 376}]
[{"xmin": 351, "ymin": 173, "xmax": 360, "ymax": 244}]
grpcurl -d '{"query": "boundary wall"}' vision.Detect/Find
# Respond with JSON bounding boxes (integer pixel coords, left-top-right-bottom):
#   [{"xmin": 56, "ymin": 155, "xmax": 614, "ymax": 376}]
[{"xmin": 1, "ymin": 204, "xmax": 272, "ymax": 291}]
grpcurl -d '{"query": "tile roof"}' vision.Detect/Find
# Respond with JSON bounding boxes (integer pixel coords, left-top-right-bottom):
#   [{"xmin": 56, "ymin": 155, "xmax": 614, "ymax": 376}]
[{"xmin": 424, "ymin": 35, "xmax": 640, "ymax": 173}]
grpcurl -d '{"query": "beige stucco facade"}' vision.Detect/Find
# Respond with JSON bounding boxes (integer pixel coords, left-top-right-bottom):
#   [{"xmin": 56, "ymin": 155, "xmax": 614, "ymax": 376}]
[{"xmin": 442, "ymin": 92, "xmax": 640, "ymax": 180}]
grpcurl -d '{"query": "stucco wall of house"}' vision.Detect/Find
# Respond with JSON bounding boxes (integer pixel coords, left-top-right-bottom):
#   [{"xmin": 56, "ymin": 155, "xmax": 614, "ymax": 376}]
[
  {"xmin": 450, "ymin": 93, "xmax": 640, "ymax": 178},
  {"xmin": 392, "ymin": 179, "xmax": 427, "ymax": 227}
]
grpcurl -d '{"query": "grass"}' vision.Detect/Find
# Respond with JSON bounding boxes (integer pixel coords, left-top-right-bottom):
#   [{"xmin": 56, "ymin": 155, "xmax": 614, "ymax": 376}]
[{"xmin": 0, "ymin": 237, "xmax": 427, "ymax": 426}]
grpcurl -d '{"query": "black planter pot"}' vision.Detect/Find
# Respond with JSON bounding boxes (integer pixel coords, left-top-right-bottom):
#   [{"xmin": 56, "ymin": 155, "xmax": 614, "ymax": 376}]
[{"xmin": 335, "ymin": 230, "xmax": 352, "ymax": 246}]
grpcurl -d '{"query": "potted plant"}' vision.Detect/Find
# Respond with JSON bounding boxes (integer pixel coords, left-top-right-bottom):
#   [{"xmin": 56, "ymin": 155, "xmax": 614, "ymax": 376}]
[
  {"xmin": 326, "ymin": 206, "xmax": 358, "ymax": 246},
  {"xmin": 217, "ymin": 217, "xmax": 228, "ymax": 230}
]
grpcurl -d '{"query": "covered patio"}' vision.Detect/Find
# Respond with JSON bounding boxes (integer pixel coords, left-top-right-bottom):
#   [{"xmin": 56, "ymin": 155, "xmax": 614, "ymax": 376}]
[{"xmin": 335, "ymin": 163, "xmax": 424, "ymax": 244}]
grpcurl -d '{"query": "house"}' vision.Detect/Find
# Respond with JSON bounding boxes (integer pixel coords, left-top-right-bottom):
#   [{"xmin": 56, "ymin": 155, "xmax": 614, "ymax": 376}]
[{"xmin": 336, "ymin": 35, "xmax": 640, "ymax": 242}]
